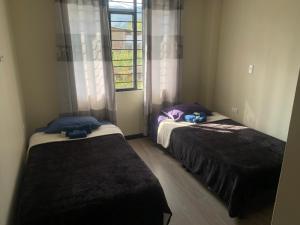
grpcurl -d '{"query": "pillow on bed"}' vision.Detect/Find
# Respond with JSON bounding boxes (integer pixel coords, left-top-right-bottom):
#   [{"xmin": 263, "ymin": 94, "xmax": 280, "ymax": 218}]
[
  {"xmin": 44, "ymin": 116, "xmax": 102, "ymax": 134},
  {"xmin": 62, "ymin": 124, "xmax": 92, "ymax": 134},
  {"xmin": 162, "ymin": 103, "xmax": 212, "ymax": 121}
]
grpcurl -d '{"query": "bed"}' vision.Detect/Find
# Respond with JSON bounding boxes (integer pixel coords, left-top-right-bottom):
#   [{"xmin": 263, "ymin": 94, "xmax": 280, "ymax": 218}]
[
  {"xmin": 16, "ymin": 123, "xmax": 171, "ymax": 225},
  {"xmin": 152, "ymin": 111, "xmax": 285, "ymax": 217}
]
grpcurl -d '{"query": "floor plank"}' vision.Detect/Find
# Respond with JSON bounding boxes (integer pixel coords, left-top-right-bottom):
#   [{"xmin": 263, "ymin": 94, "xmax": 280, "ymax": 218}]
[{"xmin": 128, "ymin": 138, "xmax": 274, "ymax": 225}]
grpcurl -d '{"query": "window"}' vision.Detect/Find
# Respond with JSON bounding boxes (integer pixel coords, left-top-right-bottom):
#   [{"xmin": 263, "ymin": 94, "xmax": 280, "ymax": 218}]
[{"xmin": 108, "ymin": 0, "xmax": 143, "ymax": 91}]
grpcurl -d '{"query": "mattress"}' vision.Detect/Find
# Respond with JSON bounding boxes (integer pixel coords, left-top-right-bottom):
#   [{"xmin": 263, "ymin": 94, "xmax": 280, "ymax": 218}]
[
  {"xmin": 17, "ymin": 124, "xmax": 171, "ymax": 225},
  {"xmin": 155, "ymin": 115, "xmax": 285, "ymax": 217}
]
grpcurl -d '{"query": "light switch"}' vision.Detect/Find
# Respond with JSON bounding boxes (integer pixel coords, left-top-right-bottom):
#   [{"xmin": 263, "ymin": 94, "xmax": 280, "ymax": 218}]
[
  {"xmin": 232, "ymin": 107, "xmax": 239, "ymax": 114},
  {"xmin": 248, "ymin": 64, "xmax": 254, "ymax": 74}
]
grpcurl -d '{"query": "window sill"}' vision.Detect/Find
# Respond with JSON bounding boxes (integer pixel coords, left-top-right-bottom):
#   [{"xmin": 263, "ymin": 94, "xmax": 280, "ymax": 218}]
[{"xmin": 116, "ymin": 88, "xmax": 143, "ymax": 92}]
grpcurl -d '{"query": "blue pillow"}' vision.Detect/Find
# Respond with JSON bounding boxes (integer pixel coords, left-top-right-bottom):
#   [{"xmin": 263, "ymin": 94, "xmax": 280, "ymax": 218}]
[{"xmin": 44, "ymin": 116, "xmax": 102, "ymax": 134}]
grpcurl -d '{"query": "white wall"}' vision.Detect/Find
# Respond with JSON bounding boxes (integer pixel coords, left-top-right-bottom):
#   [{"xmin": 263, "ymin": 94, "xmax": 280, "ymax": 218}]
[
  {"xmin": 272, "ymin": 71, "xmax": 300, "ymax": 225},
  {"xmin": 116, "ymin": 91, "xmax": 144, "ymax": 135},
  {"xmin": 213, "ymin": 0, "xmax": 300, "ymax": 140},
  {"xmin": 181, "ymin": 0, "xmax": 204, "ymax": 103},
  {"xmin": 181, "ymin": 0, "xmax": 223, "ymax": 110},
  {"xmin": 0, "ymin": 0, "xmax": 26, "ymax": 224},
  {"xmin": 8, "ymin": 0, "xmax": 60, "ymax": 136},
  {"xmin": 197, "ymin": 0, "xmax": 222, "ymax": 109}
]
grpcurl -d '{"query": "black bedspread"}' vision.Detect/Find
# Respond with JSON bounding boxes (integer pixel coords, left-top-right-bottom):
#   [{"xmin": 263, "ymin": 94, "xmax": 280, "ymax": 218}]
[
  {"xmin": 17, "ymin": 134, "xmax": 171, "ymax": 225},
  {"xmin": 168, "ymin": 119, "xmax": 285, "ymax": 217}
]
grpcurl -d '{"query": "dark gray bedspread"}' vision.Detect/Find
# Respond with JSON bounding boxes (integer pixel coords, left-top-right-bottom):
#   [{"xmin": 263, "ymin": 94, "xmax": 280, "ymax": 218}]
[
  {"xmin": 17, "ymin": 134, "xmax": 171, "ymax": 225},
  {"xmin": 168, "ymin": 119, "xmax": 285, "ymax": 217}
]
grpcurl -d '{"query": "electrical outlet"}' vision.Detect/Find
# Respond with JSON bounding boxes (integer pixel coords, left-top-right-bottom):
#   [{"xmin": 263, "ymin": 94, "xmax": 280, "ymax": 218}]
[
  {"xmin": 232, "ymin": 107, "xmax": 239, "ymax": 114},
  {"xmin": 248, "ymin": 64, "xmax": 254, "ymax": 74}
]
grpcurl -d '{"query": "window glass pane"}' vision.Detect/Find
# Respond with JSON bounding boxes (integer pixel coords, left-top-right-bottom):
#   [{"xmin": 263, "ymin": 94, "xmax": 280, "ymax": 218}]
[
  {"xmin": 137, "ymin": 49, "xmax": 142, "ymax": 58},
  {"xmin": 137, "ymin": 41, "xmax": 142, "ymax": 49},
  {"xmin": 109, "ymin": 1, "xmax": 144, "ymax": 90},
  {"xmin": 137, "ymin": 73, "xmax": 143, "ymax": 89},
  {"xmin": 114, "ymin": 66, "xmax": 133, "ymax": 75},
  {"xmin": 137, "ymin": 32, "xmax": 142, "ymax": 41},
  {"xmin": 111, "ymin": 22, "xmax": 133, "ymax": 31},
  {"xmin": 115, "ymin": 78, "xmax": 134, "ymax": 88},
  {"xmin": 115, "ymin": 83, "xmax": 134, "ymax": 89},
  {"xmin": 137, "ymin": 65, "xmax": 142, "ymax": 73},
  {"xmin": 113, "ymin": 59, "xmax": 133, "ymax": 67},
  {"xmin": 111, "ymin": 0, "xmax": 133, "ymax": 2},
  {"xmin": 137, "ymin": 58, "xmax": 143, "ymax": 66},
  {"xmin": 115, "ymin": 74, "xmax": 134, "ymax": 89},
  {"xmin": 112, "ymin": 41, "xmax": 134, "ymax": 49},
  {"xmin": 137, "ymin": 22, "xmax": 142, "ymax": 32},
  {"xmin": 112, "ymin": 50, "xmax": 134, "ymax": 60},
  {"xmin": 111, "ymin": 30, "xmax": 133, "ymax": 41},
  {"xmin": 137, "ymin": 13, "xmax": 142, "ymax": 22},
  {"xmin": 137, "ymin": 3, "xmax": 142, "ymax": 13},
  {"xmin": 115, "ymin": 74, "xmax": 133, "ymax": 83},
  {"xmin": 111, "ymin": 14, "xmax": 132, "ymax": 22},
  {"xmin": 109, "ymin": 1, "xmax": 134, "ymax": 10}
]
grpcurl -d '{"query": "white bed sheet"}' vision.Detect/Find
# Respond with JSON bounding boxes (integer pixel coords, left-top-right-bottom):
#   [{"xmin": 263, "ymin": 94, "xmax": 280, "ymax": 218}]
[{"xmin": 157, "ymin": 112, "xmax": 228, "ymax": 148}]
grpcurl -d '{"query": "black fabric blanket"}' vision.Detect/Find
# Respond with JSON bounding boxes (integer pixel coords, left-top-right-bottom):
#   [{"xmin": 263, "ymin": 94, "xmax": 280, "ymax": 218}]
[
  {"xmin": 17, "ymin": 134, "xmax": 171, "ymax": 225},
  {"xmin": 168, "ymin": 119, "xmax": 285, "ymax": 217}
]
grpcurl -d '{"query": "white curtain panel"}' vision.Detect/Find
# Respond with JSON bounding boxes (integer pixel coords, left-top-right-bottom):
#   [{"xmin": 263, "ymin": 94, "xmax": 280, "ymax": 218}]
[
  {"xmin": 55, "ymin": 0, "xmax": 116, "ymax": 122},
  {"xmin": 143, "ymin": 0, "xmax": 183, "ymax": 134}
]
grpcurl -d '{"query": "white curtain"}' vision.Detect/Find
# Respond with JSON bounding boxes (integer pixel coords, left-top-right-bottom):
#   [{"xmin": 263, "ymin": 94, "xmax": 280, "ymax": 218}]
[
  {"xmin": 143, "ymin": 0, "xmax": 183, "ymax": 134},
  {"xmin": 55, "ymin": 0, "xmax": 116, "ymax": 122}
]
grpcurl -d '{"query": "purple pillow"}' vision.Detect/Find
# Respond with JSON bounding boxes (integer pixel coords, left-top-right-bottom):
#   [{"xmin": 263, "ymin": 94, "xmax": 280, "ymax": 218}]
[{"xmin": 162, "ymin": 103, "xmax": 212, "ymax": 121}]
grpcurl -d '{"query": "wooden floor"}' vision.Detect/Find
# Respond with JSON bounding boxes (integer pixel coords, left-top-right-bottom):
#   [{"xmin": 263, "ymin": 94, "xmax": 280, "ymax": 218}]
[{"xmin": 128, "ymin": 138, "xmax": 274, "ymax": 225}]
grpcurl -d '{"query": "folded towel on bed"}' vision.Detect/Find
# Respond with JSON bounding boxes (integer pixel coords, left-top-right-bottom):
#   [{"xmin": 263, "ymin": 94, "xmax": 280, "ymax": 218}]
[
  {"xmin": 66, "ymin": 129, "xmax": 88, "ymax": 139},
  {"xmin": 184, "ymin": 114, "xmax": 196, "ymax": 122},
  {"xmin": 184, "ymin": 112, "xmax": 207, "ymax": 123},
  {"xmin": 60, "ymin": 124, "xmax": 92, "ymax": 139},
  {"xmin": 62, "ymin": 124, "xmax": 92, "ymax": 134}
]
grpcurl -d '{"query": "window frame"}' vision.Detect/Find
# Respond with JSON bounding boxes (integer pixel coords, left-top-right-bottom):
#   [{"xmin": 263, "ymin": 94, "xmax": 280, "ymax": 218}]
[{"xmin": 108, "ymin": 0, "xmax": 141, "ymax": 92}]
